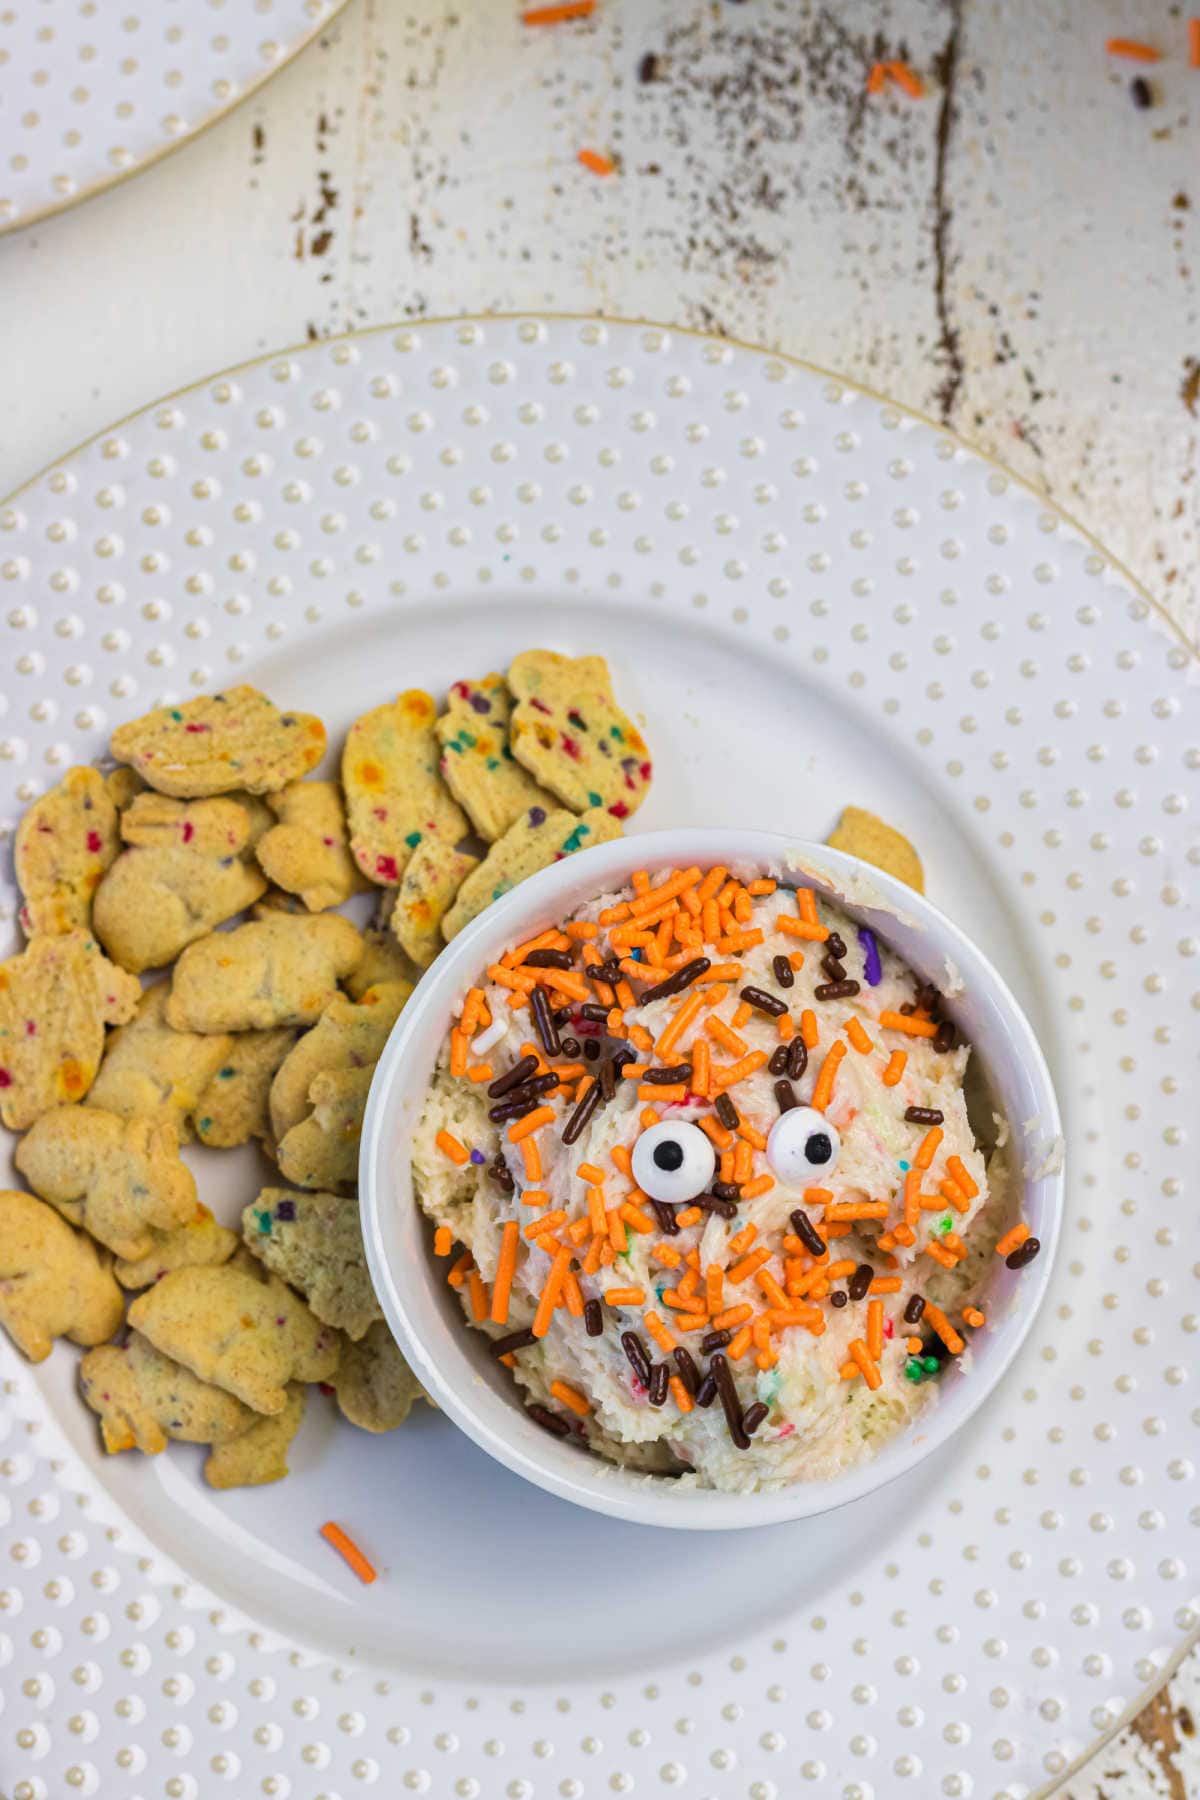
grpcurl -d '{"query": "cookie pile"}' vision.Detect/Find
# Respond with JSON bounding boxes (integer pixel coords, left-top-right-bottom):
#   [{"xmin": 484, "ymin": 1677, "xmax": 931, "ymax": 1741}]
[{"xmin": 0, "ymin": 656, "xmax": 651, "ymax": 1490}]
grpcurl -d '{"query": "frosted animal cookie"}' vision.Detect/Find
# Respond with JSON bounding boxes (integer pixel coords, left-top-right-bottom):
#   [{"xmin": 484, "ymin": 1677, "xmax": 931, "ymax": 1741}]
[
  {"xmin": 441, "ymin": 805, "xmax": 622, "ymax": 941},
  {"xmin": 112, "ymin": 1202, "xmax": 238, "ymax": 1290},
  {"xmin": 0, "ymin": 1188, "xmax": 124, "ymax": 1363},
  {"xmin": 165, "ymin": 912, "xmax": 363, "ymax": 1033},
  {"xmin": 255, "ymin": 779, "xmax": 370, "ymax": 912},
  {"xmin": 79, "ymin": 1331, "xmax": 256, "ymax": 1455},
  {"xmin": 436, "ymin": 673, "xmax": 556, "ymax": 842},
  {"xmin": 92, "ymin": 792, "xmax": 270, "ymax": 972},
  {"xmin": 342, "ymin": 689, "xmax": 469, "ymax": 886},
  {"xmin": 269, "ymin": 982, "xmax": 410, "ymax": 1143},
  {"xmin": 16, "ymin": 1105, "xmax": 199, "ymax": 1263},
  {"xmin": 242, "ymin": 1189, "xmax": 382, "ymax": 1340},
  {"xmin": 110, "ymin": 685, "xmax": 326, "ymax": 798},
  {"xmin": 507, "ymin": 650, "xmax": 652, "ymax": 820},
  {"xmin": 191, "ymin": 1028, "xmax": 297, "ymax": 1148},
  {"xmin": 87, "ymin": 982, "xmax": 232, "ymax": 1142},
  {"xmin": 0, "ymin": 930, "xmax": 141, "ymax": 1131},
  {"xmin": 345, "ymin": 924, "xmax": 418, "ymax": 998},
  {"xmin": 14, "ymin": 766, "xmax": 121, "ymax": 936},
  {"xmin": 204, "ymin": 1383, "xmax": 306, "ymax": 1489},
  {"xmin": 390, "ymin": 839, "xmax": 480, "ymax": 969},
  {"xmin": 334, "ymin": 1320, "xmax": 428, "ymax": 1432},
  {"xmin": 127, "ymin": 1263, "xmax": 339, "ymax": 1415},
  {"xmin": 826, "ymin": 805, "xmax": 925, "ymax": 893}
]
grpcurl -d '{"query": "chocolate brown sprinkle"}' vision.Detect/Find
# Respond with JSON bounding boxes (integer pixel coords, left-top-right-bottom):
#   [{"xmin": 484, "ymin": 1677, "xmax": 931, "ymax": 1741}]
[
  {"xmin": 933, "ymin": 1020, "xmax": 958, "ymax": 1054},
  {"xmin": 713, "ymin": 1092, "xmax": 740, "ymax": 1131},
  {"xmin": 830, "ymin": 1290, "xmax": 848, "ymax": 1308},
  {"xmin": 562, "ymin": 1079, "xmax": 602, "ymax": 1145},
  {"xmin": 524, "ymin": 948, "xmax": 573, "ymax": 970},
  {"xmin": 599, "ymin": 1056, "xmax": 616, "ymax": 1101},
  {"xmin": 579, "ymin": 1003, "xmax": 611, "ymax": 1023},
  {"xmin": 527, "ymin": 1403, "xmax": 570, "ymax": 1437},
  {"xmin": 1006, "ymin": 1236, "xmax": 1041, "ymax": 1270},
  {"xmin": 826, "ymin": 931, "xmax": 847, "ymax": 960},
  {"xmin": 701, "ymin": 1328, "xmax": 732, "ymax": 1353},
  {"xmin": 790, "ymin": 1208, "xmax": 826, "ymax": 1257},
  {"xmin": 767, "ymin": 1043, "xmax": 790, "ymax": 1077},
  {"xmin": 583, "ymin": 1039, "xmax": 601, "ymax": 1061},
  {"xmin": 695, "ymin": 1194, "xmax": 738, "ymax": 1217},
  {"xmin": 489, "ymin": 1154, "xmax": 515, "ymax": 1192},
  {"xmin": 786, "ymin": 1038, "xmax": 808, "ymax": 1081},
  {"xmin": 621, "ymin": 1331, "xmax": 652, "ymax": 1387},
  {"xmin": 488, "ymin": 1093, "xmax": 542, "ymax": 1124},
  {"xmin": 584, "ymin": 1298, "xmax": 603, "ymax": 1337},
  {"xmin": 552, "ymin": 1004, "xmax": 574, "ymax": 1025},
  {"xmin": 673, "ymin": 1346, "xmax": 700, "ymax": 1396},
  {"xmin": 774, "ymin": 1079, "xmax": 797, "ymax": 1113},
  {"xmin": 905, "ymin": 1106, "xmax": 945, "ymax": 1125},
  {"xmin": 848, "ymin": 1263, "xmax": 874, "ymax": 1301},
  {"xmin": 740, "ymin": 984, "xmax": 786, "ymax": 1017},
  {"xmin": 650, "ymin": 1199, "xmax": 679, "ymax": 1235},
  {"xmin": 903, "ymin": 1293, "xmax": 926, "ymax": 1324},
  {"xmin": 820, "ymin": 954, "xmax": 847, "ymax": 982},
  {"xmin": 742, "ymin": 1401, "xmax": 769, "ymax": 1436},
  {"xmin": 559, "ymin": 1035, "xmax": 581, "ymax": 1058},
  {"xmin": 491, "ymin": 1328, "xmax": 537, "ymax": 1356},
  {"xmin": 772, "ymin": 954, "xmax": 794, "ymax": 989},
  {"xmin": 648, "ymin": 1362, "xmax": 669, "ymax": 1407},
  {"xmin": 639, "ymin": 957, "xmax": 710, "ymax": 1005},
  {"xmin": 814, "ymin": 979, "xmax": 861, "ymax": 1001},
  {"xmin": 488, "ymin": 1054, "xmax": 539, "ymax": 1098},
  {"xmin": 595, "ymin": 959, "xmax": 624, "ymax": 985},
  {"xmin": 711, "ymin": 1180, "xmax": 741, "ymax": 1202},
  {"xmin": 695, "ymin": 1371, "xmax": 718, "ymax": 1408},
  {"xmin": 711, "ymin": 1353, "xmax": 749, "ymax": 1450},
  {"xmin": 645, "ymin": 1062, "xmax": 693, "ymax": 1084},
  {"xmin": 530, "ymin": 986, "xmax": 561, "ymax": 1057}
]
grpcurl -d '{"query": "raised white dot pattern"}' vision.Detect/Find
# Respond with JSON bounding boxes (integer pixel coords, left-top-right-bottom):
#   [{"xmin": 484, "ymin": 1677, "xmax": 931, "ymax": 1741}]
[
  {"xmin": 0, "ymin": 0, "xmax": 346, "ymax": 232},
  {"xmin": 0, "ymin": 318, "xmax": 1196, "ymax": 1798}
]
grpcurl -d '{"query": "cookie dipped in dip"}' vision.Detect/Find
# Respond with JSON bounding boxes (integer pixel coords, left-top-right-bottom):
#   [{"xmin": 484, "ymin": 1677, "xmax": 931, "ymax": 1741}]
[{"xmin": 412, "ymin": 865, "xmax": 1030, "ymax": 1493}]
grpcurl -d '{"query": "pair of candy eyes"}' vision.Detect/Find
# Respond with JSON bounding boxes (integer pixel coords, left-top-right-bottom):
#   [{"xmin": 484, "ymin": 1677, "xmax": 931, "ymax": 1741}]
[{"xmin": 631, "ymin": 1110, "xmax": 841, "ymax": 1203}]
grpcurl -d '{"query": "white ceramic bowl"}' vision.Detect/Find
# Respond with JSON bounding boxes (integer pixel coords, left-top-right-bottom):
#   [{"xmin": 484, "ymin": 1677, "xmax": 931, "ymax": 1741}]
[{"xmin": 360, "ymin": 830, "xmax": 1063, "ymax": 1530}]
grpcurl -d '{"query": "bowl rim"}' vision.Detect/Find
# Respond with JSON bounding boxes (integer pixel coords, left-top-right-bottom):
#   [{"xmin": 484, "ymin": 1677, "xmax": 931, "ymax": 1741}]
[{"xmin": 360, "ymin": 828, "xmax": 1064, "ymax": 1531}]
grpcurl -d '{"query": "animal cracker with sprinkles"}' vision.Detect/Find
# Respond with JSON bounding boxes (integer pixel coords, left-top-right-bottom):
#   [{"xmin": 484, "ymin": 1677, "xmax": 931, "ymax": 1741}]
[{"xmin": 416, "ymin": 865, "xmax": 1034, "ymax": 1486}]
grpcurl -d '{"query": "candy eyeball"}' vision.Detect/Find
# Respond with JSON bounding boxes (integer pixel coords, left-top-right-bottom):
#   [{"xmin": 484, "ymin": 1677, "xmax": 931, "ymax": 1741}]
[
  {"xmin": 767, "ymin": 1107, "xmax": 842, "ymax": 1184},
  {"xmin": 631, "ymin": 1120, "xmax": 716, "ymax": 1203}
]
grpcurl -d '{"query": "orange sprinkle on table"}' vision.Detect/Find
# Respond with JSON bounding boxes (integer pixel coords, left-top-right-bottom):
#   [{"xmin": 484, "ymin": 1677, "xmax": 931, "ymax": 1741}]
[
  {"xmin": 1104, "ymin": 36, "xmax": 1161, "ymax": 59},
  {"xmin": 433, "ymin": 1225, "xmax": 453, "ymax": 1256},
  {"xmin": 995, "ymin": 1222, "xmax": 1031, "ymax": 1258},
  {"xmin": 810, "ymin": 1039, "xmax": 847, "ymax": 1112},
  {"xmin": 883, "ymin": 57, "xmax": 924, "ymax": 96},
  {"xmin": 320, "ymin": 1521, "xmax": 376, "ymax": 1585},
  {"xmin": 848, "ymin": 1339, "xmax": 882, "ymax": 1389},
  {"xmin": 1191, "ymin": 17, "xmax": 1200, "ymax": 65},
  {"xmin": 550, "ymin": 1379, "xmax": 592, "ymax": 1418},
  {"xmin": 489, "ymin": 1221, "xmax": 519, "ymax": 1324},
  {"xmin": 866, "ymin": 60, "xmax": 886, "ymax": 93},
  {"xmin": 578, "ymin": 147, "xmax": 616, "ymax": 176},
  {"xmin": 879, "ymin": 1009, "xmax": 939, "ymax": 1039},
  {"xmin": 881, "ymin": 1048, "xmax": 907, "ymax": 1087},
  {"xmin": 435, "ymin": 1129, "xmax": 469, "ymax": 1165}
]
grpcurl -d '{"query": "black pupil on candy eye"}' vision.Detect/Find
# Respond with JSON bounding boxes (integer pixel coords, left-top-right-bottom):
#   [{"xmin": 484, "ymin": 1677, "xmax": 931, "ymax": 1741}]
[
  {"xmin": 805, "ymin": 1132, "xmax": 833, "ymax": 1165},
  {"xmin": 653, "ymin": 1140, "xmax": 685, "ymax": 1172}
]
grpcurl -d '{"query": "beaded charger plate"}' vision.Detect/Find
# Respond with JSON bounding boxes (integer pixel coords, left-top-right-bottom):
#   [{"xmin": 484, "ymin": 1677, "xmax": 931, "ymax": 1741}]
[
  {"xmin": 0, "ymin": 0, "xmax": 350, "ymax": 235},
  {"xmin": 0, "ymin": 316, "xmax": 1195, "ymax": 1800}
]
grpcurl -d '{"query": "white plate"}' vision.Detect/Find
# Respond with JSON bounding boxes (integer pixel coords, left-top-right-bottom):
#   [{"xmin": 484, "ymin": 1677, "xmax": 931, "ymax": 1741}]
[
  {"xmin": 0, "ymin": 0, "xmax": 350, "ymax": 235},
  {"xmin": 0, "ymin": 316, "xmax": 1195, "ymax": 1800}
]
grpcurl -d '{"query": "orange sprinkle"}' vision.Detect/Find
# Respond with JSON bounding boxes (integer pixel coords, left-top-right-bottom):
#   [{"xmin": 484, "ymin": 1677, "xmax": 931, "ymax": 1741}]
[
  {"xmin": 775, "ymin": 915, "xmax": 830, "ymax": 943},
  {"xmin": 550, "ymin": 1378, "xmax": 592, "ymax": 1418},
  {"xmin": 866, "ymin": 60, "xmax": 886, "ymax": 93},
  {"xmin": 508, "ymin": 1106, "xmax": 555, "ymax": 1143},
  {"xmin": 521, "ymin": 1188, "xmax": 550, "ymax": 1209},
  {"xmin": 712, "ymin": 1050, "xmax": 768, "ymax": 1089},
  {"xmin": 643, "ymin": 1310, "xmax": 677, "ymax": 1354},
  {"xmin": 607, "ymin": 1210, "xmax": 627, "ymax": 1255},
  {"xmin": 879, "ymin": 1009, "xmax": 939, "ymax": 1039},
  {"xmin": 609, "ymin": 1143, "xmax": 632, "ymax": 1176},
  {"xmin": 848, "ymin": 1338, "xmax": 882, "ymax": 1389},
  {"xmin": 732, "ymin": 1139, "xmax": 753, "ymax": 1184},
  {"xmin": 503, "ymin": 930, "xmax": 557, "ymax": 968},
  {"xmin": 446, "ymin": 1250, "xmax": 473, "ymax": 1288},
  {"xmin": 881, "ymin": 1048, "xmax": 907, "ymax": 1087},
  {"xmin": 433, "ymin": 1225, "xmax": 453, "ymax": 1257},
  {"xmin": 619, "ymin": 1201, "xmax": 655, "ymax": 1235},
  {"xmin": 728, "ymin": 1246, "xmax": 772, "ymax": 1284},
  {"xmin": 582, "ymin": 1236, "xmax": 604, "ymax": 1275},
  {"xmin": 844, "ymin": 1016, "xmax": 874, "ymax": 1055},
  {"xmin": 449, "ymin": 1029, "xmax": 468, "ymax": 1078},
  {"xmin": 521, "ymin": 1137, "xmax": 542, "ymax": 1182},
  {"xmin": 490, "ymin": 1221, "xmax": 520, "ymax": 1324},
  {"xmin": 962, "ymin": 1305, "xmax": 986, "ymax": 1329},
  {"xmin": 691, "ymin": 1037, "xmax": 711, "ymax": 1096},
  {"xmin": 903, "ymin": 1168, "xmax": 921, "ymax": 1230},
  {"xmin": 906, "ymin": 1335, "xmax": 924, "ymax": 1355},
  {"xmin": 825, "ymin": 1200, "xmax": 889, "ymax": 1222},
  {"xmin": 868, "ymin": 1276, "xmax": 902, "ymax": 1295},
  {"xmin": 914, "ymin": 1125, "xmax": 943, "ymax": 1169},
  {"xmin": 675, "ymin": 1311, "xmax": 712, "ymax": 1333},
  {"xmin": 705, "ymin": 1264, "xmax": 724, "ymax": 1314},
  {"xmin": 883, "ymin": 57, "xmax": 924, "ymax": 96},
  {"xmin": 566, "ymin": 1217, "xmax": 590, "ymax": 1247},
  {"xmin": 524, "ymin": 1209, "xmax": 567, "ymax": 1241},
  {"xmin": 565, "ymin": 919, "xmax": 599, "ymax": 941},
  {"xmin": 736, "ymin": 1121, "xmax": 768, "ymax": 1151},
  {"xmin": 532, "ymin": 1245, "xmax": 571, "ymax": 1337},
  {"xmin": 940, "ymin": 1178, "xmax": 970, "ymax": 1214},
  {"xmin": 698, "ymin": 1113, "xmax": 734, "ymax": 1152},
  {"xmin": 922, "ymin": 1302, "xmax": 965, "ymax": 1355},
  {"xmin": 1191, "ymin": 17, "xmax": 1200, "ymax": 65},
  {"xmin": 561, "ymin": 1274, "xmax": 585, "ymax": 1315},
  {"xmin": 946, "ymin": 1155, "xmax": 979, "ymax": 1199},
  {"xmin": 866, "ymin": 1298, "xmax": 884, "ymax": 1360},
  {"xmin": 656, "ymin": 987, "xmax": 706, "ymax": 1059},
  {"xmin": 1105, "ymin": 36, "xmax": 1161, "ymax": 60},
  {"xmin": 728, "ymin": 1221, "xmax": 758, "ymax": 1257},
  {"xmin": 578, "ymin": 147, "xmax": 616, "ymax": 176},
  {"xmin": 467, "ymin": 1269, "xmax": 489, "ymax": 1321},
  {"xmin": 651, "ymin": 1241, "xmax": 682, "ymax": 1269},
  {"xmin": 727, "ymin": 1324, "xmax": 754, "ymax": 1361},
  {"xmin": 740, "ymin": 1174, "xmax": 775, "ymax": 1200},
  {"xmin": 800, "ymin": 1008, "xmax": 819, "ymax": 1049},
  {"xmin": 706, "ymin": 1015, "xmax": 748, "ymax": 1057},
  {"xmin": 995, "ymin": 1222, "xmax": 1031, "ymax": 1258},
  {"xmin": 797, "ymin": 887, "xmax": 818, "ymax": 924},
  {"xmin": 776, "ymin": 1012, "xmax": 795, "ymax": 1042},
  {"xmin": 319, "ymin": 1521, "xmax": 376, "ymax": 1585},
  {"xmin": 810, "ymin": 1040, "xmax": 847, "ymax": 1113},
  {"xmin": 576, "ymin": 1161, "xmax": 605, "ymax": 1186},
  {"xmin": 710, "ymin": 1304, "xmax": 751, "ymax": 1332},
  {"xmin": 435, "ymin": 1129, "xmax": 469, "ymax": 1165},
  {"xmin": 669, "ymin": 1375, "xmax": 694, "ymax": 1414},
  {"xmin": 679, "ymin": 1207, "xmax": 707, "ymax": 1231},
  {"xmin": 640, "ymin": 1106, "xmax": 661, "ymax": 1129},
  {"xmin": 755, "ymin": 1268, "xmax": 790, "ymax": 1312},
  {"xmin": 629, "ymin": 866, "xmax": 701, "ymax": 916},
  {"xmin": 924, "ymin": 1239, "xmax": 958, "ymax": 1270},
  {"xmin": 466, "ymin": 1063, "xmax": 494, "ymax": 1084},
  {"xmin": 825, "ymin": 1259, "xmax": 857, "ymax": 1281},
  {"xmin": 892, "ymin": 1222, "xmax": 916, "ymax": 1248}
]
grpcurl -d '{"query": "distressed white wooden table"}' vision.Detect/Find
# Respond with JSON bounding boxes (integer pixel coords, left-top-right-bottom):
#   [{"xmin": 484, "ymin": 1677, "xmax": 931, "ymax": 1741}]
[{"xmin": 0, "ymin": 1, "xmax": 1195, "ymax": 1793}]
